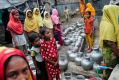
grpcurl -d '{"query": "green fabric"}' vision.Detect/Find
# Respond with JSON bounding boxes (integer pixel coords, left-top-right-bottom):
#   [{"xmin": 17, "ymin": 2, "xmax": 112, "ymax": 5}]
[
  {"xmin": 85, "ymin": 0, "xmax": 89, "ymax": 4},
  {"xmin": 0, "ymin": 10, "xmax": 3, "ymax": 24},
  {"xmin": 102, "ymin": 47, "xmax": 112, "ymax": 65},
  {"xmin": 102, "ymin": 46, "xmax": 119, "ymax": 79}
]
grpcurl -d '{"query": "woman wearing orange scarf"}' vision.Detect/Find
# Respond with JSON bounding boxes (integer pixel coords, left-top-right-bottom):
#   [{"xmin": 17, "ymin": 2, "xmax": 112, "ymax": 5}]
[
  {"xmin": 0, "ymin": 47, "xmax": 35, "ymax": 80},
  {"xmin": 7, "ymin": 9, "xmax": 27, "ymax": 50}
]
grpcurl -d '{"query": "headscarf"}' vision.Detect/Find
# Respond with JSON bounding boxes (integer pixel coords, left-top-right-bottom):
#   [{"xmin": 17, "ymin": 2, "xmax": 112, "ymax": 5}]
[
  {"xmin": 51, "ymin": 9, "xmax": 60, "ymax": 25},
  {"xmin": 99, "ymin": 5, "xmax": 119, "ymax": 48},
  {"xmin": 24, "ymin": 10, "xmax": 39, "ymax": 33},
  {"xmin": 33, "ymin": 8, "xmax": 43, "ymax": 27},
  {"xmin": 43, "ymin": 11, "xmax": 53, "ymax": 29},
  {"xmin": 0, "ymin": 47, "xmax": 35, "ymax": 80},
  {"xmin": 79, "ymin": 0, "xmax": 85, "ymax": 16},
  {"xmin": 86, "ymin": 3, "xmax": 96, "ymax": 17},
  {"xmin": 7, "ymin": 9, "xmax": 23, "ymax": 35}
]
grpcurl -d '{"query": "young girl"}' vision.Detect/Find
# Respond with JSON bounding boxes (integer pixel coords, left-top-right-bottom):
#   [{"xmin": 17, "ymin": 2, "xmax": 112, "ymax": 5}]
[
  {"xmin": 28, "ymin": 32, "xmax": 48, "ymax": 80},
  {"xmin": 84, "ymin": 11, "xmax": 94, "ymax": 53},
  {"xmin": 85, "ymin": 3, "xmax": 96, "ymax": 17},
  {"xmin": 7, "ymin": 9, "xmax": 27, "ymax": 52},
  {"xmin": 33, "ymin": 8, "xmax": 43, "ymax": 28},
  {"xmin": 43, "ymin": 11, "xmax": 53, "ymax": 36},
  {"xmin": 24, "ymin": 10, "xmax": 39, "ymax": 34},
  {"xmin": 40, "ymin": 27, "xmax": 61, "ymax": 80},
  {"xmin": 51, "ymin": 9, "xmax": 63, "ymax": 46},
  {"xmin": 0, "ymin": 47, "xmax": 35, "ymax": 80}
]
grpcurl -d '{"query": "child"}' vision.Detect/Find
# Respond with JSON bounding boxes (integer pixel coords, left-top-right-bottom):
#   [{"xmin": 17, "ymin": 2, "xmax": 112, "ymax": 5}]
[
  {"xmin": 43, "ymin": 11, "xmax": 53, "ymax": 37},
  {"xmin": 33, "ymin": 8, "xmax": 43, "ymax": 28},
  {"xmin": 24, "ymin": 10, "xmax": 39, "ymax": 34},
  {"xmin": 64, "ymin": 6, "xmax": 70, "ymax": 22},
  {"xmin": 84, "ymin": 11, "xmax": 94, "ymax": 53},
  {"xmin": 51, "ymin": 9, "xmax": 63, "ymax": 46},
  {"xmin": 7, "ymin": 9, "xmax": 27, "ymax": 53},
  {"xmin": 40, "ymin": 27, "xmax": 61, "ymax": 80},
  {"xmin": 28, "ymin": 32, "xmax": 48, "ymax": 80}
]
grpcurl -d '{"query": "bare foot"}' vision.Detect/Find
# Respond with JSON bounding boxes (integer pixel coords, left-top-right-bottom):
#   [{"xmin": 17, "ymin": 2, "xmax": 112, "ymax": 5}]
[
  {"xmin": 87, "ymin": 49, "xmax": 92, "ymax": 53},
  {"xmin": 85, "ymin": 47, "xmax": 90, "ymax": 51}
]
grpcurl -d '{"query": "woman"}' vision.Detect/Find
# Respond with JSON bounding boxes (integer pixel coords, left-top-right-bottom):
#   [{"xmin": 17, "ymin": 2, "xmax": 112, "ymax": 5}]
[
  {"xmin": 51, "ymin": 9, "xmax": 63, "ymax": 45},
  {"xmin": 24, "ymin": 10, "xmax": 39, "ymax": 34},
  {"xmin": 0, "ymin": 47, "xmax": 35, "ymax": 80},
  {"xmin": 43, "ymin": 11, "xmax": 53, "ymax": 36},
  {"xmin": 7, "ymin": 9, "xmax": 27, "ymax": 51},
  {"xmin": 33, "ymin": 8, "xmax": 43, "ymax": 28},
  {"xmin": 86, "ymin": 3, "xmax": 96, "ymax": 17},
  {"xmin": 99, "ymin": 5, "xmax": 119, "ymax": 79}
]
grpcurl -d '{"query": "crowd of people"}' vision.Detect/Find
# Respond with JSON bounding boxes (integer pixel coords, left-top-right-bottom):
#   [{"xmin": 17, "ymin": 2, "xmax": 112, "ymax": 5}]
[
  {"xmin": 0, "ymin": 6, "xmax": 63, "ymax": 80},
  {"xmin": 0, "ymin": 0, "xmax": 119, "ymax": 80},
  {"xmin": 0, "ymin": 1, "xmax": 97, "ymax": 80}
]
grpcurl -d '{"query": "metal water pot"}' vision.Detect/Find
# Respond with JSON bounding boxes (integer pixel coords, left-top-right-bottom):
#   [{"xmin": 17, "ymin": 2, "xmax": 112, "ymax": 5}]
[
  {"xmin": 69, "ymin": 52, "xmax": 77, "ymax": 61},
  {"xmin": 59, "ymin": 55, "xmax": 68, "ymax": 71},
  {"xmin": 91, "ymin": 48, "xmax": 103, "ymax": 64},
  {"xmin": 75, "ymin": 53, "xmax": 83, "ymax": 66},
  {"xmin": 64, "ymin": 39, "xmax": 71, "ymax": 46},
  {"xmin": 75, "ymin": 75, "xmax": 85, "ymax": 80},
  {"xmin": 93, "ymin": 63, "xmax": 100, "ymax": 71},
  {"xmin": 72, "ymin": 47, "xmax": 79, "ymax": 52},
  {"xmin": 67, "ymin": 50, "xmax": 73, "ymax": 57},
  {"xmin": 64, "ymin": 72, "xmax": 72, "ymax": 80},
  {"xmin": 81, "ymin": 57, "xmax": 93, "ymax": 70}
]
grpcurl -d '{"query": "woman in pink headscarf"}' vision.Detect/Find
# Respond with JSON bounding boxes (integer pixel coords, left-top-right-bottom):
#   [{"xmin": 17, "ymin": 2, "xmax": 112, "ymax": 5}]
[{"xmin": 51, "ymin": 9, "xmax": 63, "ymax": 46}]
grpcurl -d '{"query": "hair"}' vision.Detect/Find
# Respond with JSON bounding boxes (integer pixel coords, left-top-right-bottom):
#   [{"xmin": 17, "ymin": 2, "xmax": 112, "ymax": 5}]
[
  {"xmin": 4, "ymin": 56, "xmax": 27, "ymax": 80},
  {"xmin": 28, "ymin": 32, "xmax": 39, "ymax": 43},
  {"xmin": 40, "ymin": 26, "xmax": 47, "ymax": 36},
  {"xmin": 65, "ymin": 6, "xmax": 67, "ymax": 9},
  {"xmin": 11, "ymin": 9, "xmax": 19, "ymax": 16},
  {"xmin": 86, "ymin": 11, "xmax": 91, "ymax": 16}
]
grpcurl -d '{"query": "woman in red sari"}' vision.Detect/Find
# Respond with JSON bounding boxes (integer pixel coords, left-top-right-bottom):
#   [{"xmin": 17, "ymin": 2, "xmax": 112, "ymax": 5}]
[
  {"xmin": 40, "ymin": 27, "xmax": 61, "ymax": 80},
  {"xmin": 0, "ymin": 47, "xmax": 35, "ymax": 80}
]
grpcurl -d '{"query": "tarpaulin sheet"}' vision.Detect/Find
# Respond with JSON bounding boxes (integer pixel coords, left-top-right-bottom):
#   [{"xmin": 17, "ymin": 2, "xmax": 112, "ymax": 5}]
[{"xmin": 0, "ymin": 0, "xmax": 28, "ymax": 9}]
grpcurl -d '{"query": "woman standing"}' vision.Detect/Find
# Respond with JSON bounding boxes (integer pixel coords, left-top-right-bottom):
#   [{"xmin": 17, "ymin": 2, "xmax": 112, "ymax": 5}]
[
  {"xmin": 99, "ymin": 5, "xmax": 119, "ymax": 79},
  {"xmin": 24, "ymin": 10, "xmax": 39, "ymax": 34},
  {"xmin": 33, "ymin": 8, "xmax": 43, "ymax": 29},
  {"xmin": 7, "ymin": 9, "xmax": 27, "ymax": 51},
  {"xmin": 0, "ymin": 47, "xmax": 35, "ymax": 80},
  {"xmin": 51, "ymin": 9, "xmax": 63, "ymax": 46}
]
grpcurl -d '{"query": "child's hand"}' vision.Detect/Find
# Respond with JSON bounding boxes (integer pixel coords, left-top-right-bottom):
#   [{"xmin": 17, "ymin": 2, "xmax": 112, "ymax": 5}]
[{"xmin": 54, "ymin": 61, "xmax": 58, "ymax": 66}]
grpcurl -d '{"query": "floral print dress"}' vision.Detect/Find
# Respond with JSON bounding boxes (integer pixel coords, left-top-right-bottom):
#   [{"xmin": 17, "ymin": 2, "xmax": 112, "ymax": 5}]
[{"xmin": 40, "ymin": 38, "xmax": 60, "ymax": 80}]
